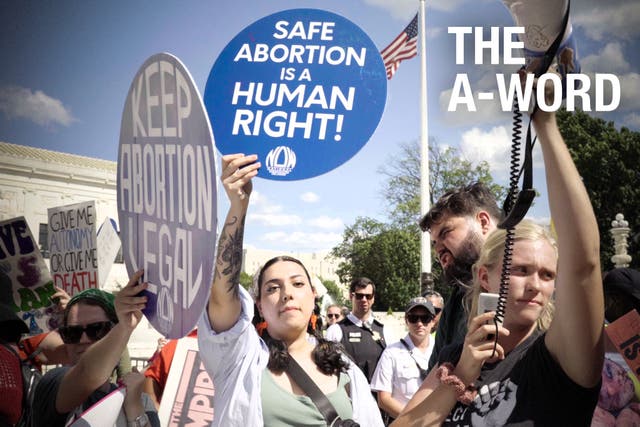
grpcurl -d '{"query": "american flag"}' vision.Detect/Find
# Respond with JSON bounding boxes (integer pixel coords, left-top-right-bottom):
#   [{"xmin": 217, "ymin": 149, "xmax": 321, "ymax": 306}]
[{"xmin": 380, "ymin": 13, "xmax": 418, "ymax": 79}]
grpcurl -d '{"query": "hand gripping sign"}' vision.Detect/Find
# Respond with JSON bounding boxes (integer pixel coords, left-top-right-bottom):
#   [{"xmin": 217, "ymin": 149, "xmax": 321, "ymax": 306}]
[
  {"xmin": 205, "ymin": 8, "xmax": 387, "ymax": 181},
  {"xmin": 118, "ymin": 53, "xmax": 217, "ymax": 338}
]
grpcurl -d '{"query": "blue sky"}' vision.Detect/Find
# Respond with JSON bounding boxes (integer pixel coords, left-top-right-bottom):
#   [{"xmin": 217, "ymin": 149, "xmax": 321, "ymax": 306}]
[{"xmin": 1, "ymin": 0, "xmax": 638, "ymax": 253}]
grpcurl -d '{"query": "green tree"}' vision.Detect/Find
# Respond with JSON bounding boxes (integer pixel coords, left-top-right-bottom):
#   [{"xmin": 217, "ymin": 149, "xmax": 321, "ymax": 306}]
[
  {"xmin": 239, "ymin": 271, "xmax": 253, "ymax": 292},
  {"xmin": 322, "ymin": 278, "xmax": 346, "ymax": 306},
  {"xmin": 331, "ymin": 217, "xmax": 387, "ymax": 285},
  {"xmin": 331, "ymin": 142, "xmax": 504, "ymax": 310},
  {"xmin": 331, "ymin": 220, "xmax": 420, "ymax": 311},
  {"xmin": 378, "ymin": 139, "xmax": 507, "ymax": 229},
  {"xmin": 385, "ymin": 141, "xmax": 505, "ymax": 300},
  {"xmin": 557, "ymin": 109, "xmax": 640, "ymax": 270}
]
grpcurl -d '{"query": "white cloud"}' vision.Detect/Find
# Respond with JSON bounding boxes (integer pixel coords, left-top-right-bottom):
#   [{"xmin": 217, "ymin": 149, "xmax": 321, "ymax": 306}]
[
  {"xmin": 259, "ymin": 231, "xmax": 343, "ymax": 250},
  {"xmin": 458, "ymin": 126, "xmax": 512, "ymax": 178},
  {"xmin": 248, "ymin": 190, "xmax": 283, "ymax": 214},
  {"xmin": 426, "ymin": 27, "xmax": 444, "ymax": 39},
  {"xmin": 581, "ymin": 42, "xmax": 630, "ymax": 75},
  {"xmin": 307, "ymin": 216, "xmax": 344, "ymax": 230},
  {"xmin": 362, "ymin": 0, "xmax": 413, "ymax": 18},
  {"xmin": 622, "ymin": 112, "xmax": 640, "ymax": 129},
  {"xmin": 363, "ymin": 0, "xmax": 467, "ymax": 16},
  {"xmin": 573, "ymin": 2, "xmax": 640, "ymax": 41},
  {"xmin": 438, "ymin": 62, "xmax": 522, "ymax": 127},
  {"xmin": 300, "ymin": 192, "xmax": 319, "ymax": 203},
  {"xmin": 244, "ymin": 191, "xmax": 302, "ymax": 225},
  {"xmin": 439, "ymin": 86, "xmax": 511, "ymax": 127},
  {"xmin": 618, "ymin": 72, "xmax": 640, "ymax": 111},
  {"xmin": 0, "ymin": 85, "xmax": 76, "ymax": 127},
  {"xmin": 248, "ymin": 212, "xmax": 302, "ymax": 227}
]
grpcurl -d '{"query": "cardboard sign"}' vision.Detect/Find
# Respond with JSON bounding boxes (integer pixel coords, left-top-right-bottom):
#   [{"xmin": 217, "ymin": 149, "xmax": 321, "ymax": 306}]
[
  {"xmin": 0, "ymin": 216, "xmax": 57, "ymax": 334},
  {"xmin": 158, "ymin": 337, "xmax": 214, "ymax": 427},
  {"xmin": 605, "ymin": 309, "xmax": 640, "ymax": 382},
  {"xmin": 96, "ymin": 217, "xmax": 121, "ymax": 288},
  {"xmin": 205, "ymin": 8, "xmax": 387, "ymax": 180},
  {"xmin": 67, "ymin": 386, "xmax": 126, "ymax": 427},
  {"xmin": 48, "ymin": 201, "xmax": 99, "ymax": 295},
  {"xmin": 118, "ymin": 52, "xmax": 218, "ymax": 338}
]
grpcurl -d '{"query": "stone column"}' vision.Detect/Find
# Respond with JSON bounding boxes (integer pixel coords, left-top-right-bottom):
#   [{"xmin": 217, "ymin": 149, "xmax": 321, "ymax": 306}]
[{"xmin": 610, "ymin": 213, "xmax": 632, "ymax": 268}]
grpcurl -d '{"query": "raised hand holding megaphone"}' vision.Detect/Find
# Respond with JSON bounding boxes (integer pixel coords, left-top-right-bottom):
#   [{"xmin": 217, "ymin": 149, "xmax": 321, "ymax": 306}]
[{"xmin": 502, "ymin": 0, "xmax": 580, "ymax": 95}]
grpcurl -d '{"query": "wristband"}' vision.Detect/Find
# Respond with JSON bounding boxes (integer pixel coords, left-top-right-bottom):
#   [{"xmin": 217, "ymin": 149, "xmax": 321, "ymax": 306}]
[{"xmin": 436, "ymin": 362, "xmax": 477, "ymax": 405}]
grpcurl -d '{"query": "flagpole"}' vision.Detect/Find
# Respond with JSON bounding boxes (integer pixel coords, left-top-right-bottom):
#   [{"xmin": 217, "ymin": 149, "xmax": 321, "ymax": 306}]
[{"xmin": 419, "ymin": 0, "xmax": 433, "ymax": 293}]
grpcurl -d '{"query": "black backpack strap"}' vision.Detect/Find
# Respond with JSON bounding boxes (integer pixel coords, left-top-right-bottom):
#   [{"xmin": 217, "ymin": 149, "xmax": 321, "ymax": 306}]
[
  {"xmin": 285, "ymin": 357, "xmax": 340, "ymax": 425},
  {"xmin": 399, "ymin": 338, "xmax": 410, "ymax": 351},
  {"xmin": 24, "ymin": 347, "xmax": 42, "ymax": 364},
  {"xmin": 400, "ymin": 339, "xmax": 428, "ymax": 381}
]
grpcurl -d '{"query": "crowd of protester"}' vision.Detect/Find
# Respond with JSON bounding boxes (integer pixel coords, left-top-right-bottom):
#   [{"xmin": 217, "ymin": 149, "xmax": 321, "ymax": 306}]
[{"xmin": 2, "ymin": 71, "xmax": 640, "ymax": 426}]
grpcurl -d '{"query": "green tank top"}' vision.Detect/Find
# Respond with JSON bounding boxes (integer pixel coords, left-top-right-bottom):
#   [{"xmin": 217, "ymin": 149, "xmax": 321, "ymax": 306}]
[{"xmin": 261, "ymin": 369, "xmax": 354, "ymax": 426}]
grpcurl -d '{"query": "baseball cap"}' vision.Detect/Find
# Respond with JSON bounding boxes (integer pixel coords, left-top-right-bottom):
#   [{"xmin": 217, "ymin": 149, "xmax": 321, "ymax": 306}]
[{"xmin": 405, "ymin": 296, "xmax": 436, "ymax": 316}]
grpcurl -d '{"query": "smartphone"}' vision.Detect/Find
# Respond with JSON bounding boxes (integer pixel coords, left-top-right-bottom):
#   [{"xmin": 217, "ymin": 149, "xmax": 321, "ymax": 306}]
[
  {"xmin": 478, "ymin": 293, "xmax": 501, "ymax": 339},
  {"xmin": 477, "ymin": 293, "xmax": 499, "ymax": 316}
]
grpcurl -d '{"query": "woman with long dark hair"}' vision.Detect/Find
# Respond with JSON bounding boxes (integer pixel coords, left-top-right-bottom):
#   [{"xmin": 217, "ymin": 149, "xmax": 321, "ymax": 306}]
[{"xmin": 197, "ymin": 154, "xmax": 383, "ymax": 427}]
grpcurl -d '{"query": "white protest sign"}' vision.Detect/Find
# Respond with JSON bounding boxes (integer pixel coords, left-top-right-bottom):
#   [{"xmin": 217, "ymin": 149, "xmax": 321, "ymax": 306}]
[
  {"xmin": 117, "ymin": 52, "xmax": 217, "ymax": 338},
  {"xmin": 48, "ymin": 201, "xmax": 99, "ymax": 295},
  {"xmin": 0, "ymin": 216, "xmax": 57, "ymax": 334},
  {"xmin": 158, "ymin": 337, "xmax": 214, "ymax": 427},
  {"xmin": 96, "ymin": 217, "xmax": 121, "ymax": 288},
  {"xmin": 67, "ymin": 386, "xmax": 126, "ymax": 427}
]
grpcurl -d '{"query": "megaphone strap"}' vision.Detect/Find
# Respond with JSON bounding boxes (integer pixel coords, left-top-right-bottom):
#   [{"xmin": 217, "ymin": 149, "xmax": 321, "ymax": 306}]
[
  {"xmin": 499, "ymin": 1, "xmax": 571, "ymax": 229},
  {"xmin": 532, "ymin": 0, "xmax": 571, "ymax": 78}
]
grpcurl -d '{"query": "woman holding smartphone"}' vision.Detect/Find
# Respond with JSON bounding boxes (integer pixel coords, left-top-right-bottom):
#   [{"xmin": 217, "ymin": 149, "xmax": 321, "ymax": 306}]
[{"xmin": 392, "ymin": 71, "xmax": 604, "ymax": 426}]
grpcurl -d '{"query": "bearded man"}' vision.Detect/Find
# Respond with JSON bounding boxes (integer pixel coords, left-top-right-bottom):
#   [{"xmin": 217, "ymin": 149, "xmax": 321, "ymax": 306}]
[{"xmin": 419, "ymin": 182, "xmax": 501, "ymax": 370}]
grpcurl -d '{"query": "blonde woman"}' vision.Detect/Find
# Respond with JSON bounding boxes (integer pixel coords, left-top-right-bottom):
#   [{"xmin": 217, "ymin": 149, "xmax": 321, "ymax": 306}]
[{"xmin": 393, "ymin": 73, "xmax": 604, "ymax": 426}]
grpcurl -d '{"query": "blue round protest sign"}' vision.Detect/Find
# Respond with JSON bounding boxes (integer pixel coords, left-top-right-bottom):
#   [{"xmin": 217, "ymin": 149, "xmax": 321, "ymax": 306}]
[
  {"xmin": 117, "ymin": 53, "xmax": 217, "ymax": 338},
  {"xmin": 205, "ymin": 8, "xmax": 387, "ymax": 180}
]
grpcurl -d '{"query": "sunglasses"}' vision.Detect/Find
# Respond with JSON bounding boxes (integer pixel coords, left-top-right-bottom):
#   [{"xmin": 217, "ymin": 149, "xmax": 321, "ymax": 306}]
[
  {"xmin": 59, "ymin": 321, "xmax": 114, "ymax": 344},
  {"xmin": 407, "ymin": 314, "xmax": 433, "ymax": 324},
  {"xmin": 327, "ymin": 313, "xmax": 341, "ymax": 319},
  {"xmin": 353, "ymin": 292, "xmax": 374, "ymax": 301}
]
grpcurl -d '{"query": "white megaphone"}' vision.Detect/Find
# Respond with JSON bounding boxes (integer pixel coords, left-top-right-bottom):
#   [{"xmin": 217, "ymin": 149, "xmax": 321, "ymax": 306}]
[{"xmin": 502, "ymin": 0, "xmax": 580, "ymax": 94}]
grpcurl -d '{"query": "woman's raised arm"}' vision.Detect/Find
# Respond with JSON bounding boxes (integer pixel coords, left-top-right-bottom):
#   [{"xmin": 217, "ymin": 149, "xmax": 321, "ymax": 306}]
[
  {"xmin": 206, "ymin": 154, "xmax": 260, "ymax": 333},
  {"xmin": 534, "ymin": 72, "xmax": 604, "ymax": 388}
]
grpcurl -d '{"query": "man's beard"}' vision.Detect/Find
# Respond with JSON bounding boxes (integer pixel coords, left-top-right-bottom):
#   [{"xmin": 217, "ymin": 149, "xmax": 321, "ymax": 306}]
[{"xmin": 443, "ymin": 230, "xmax": 483, "ymax": 286}]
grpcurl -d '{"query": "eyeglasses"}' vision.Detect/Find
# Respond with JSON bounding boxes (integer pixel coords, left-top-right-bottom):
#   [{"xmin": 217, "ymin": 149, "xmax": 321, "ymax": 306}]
[
  {"xmin": 353, "ymin": 292, "xmax": 374, "ymax": 301},
  {"xmin": 59, "ymin": 321, "xmax": 114, "ymax": 344},
  {"xmin": 407, "ymin": 314, "xmax": 433, "ymax": 324},
  {"xmin": 327, "ymin": 313, "xmax": 341, "ymax": 319}
]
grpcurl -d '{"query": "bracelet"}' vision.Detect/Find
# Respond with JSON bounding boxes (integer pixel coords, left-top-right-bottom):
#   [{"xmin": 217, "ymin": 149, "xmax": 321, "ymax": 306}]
[
  {"xmin": 436, "ymin": 362, "xmax": 477, "ymax": 405},
  {"xmin": 127, "ymin": 412, "xmax": 149, "ymax": 427}
]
